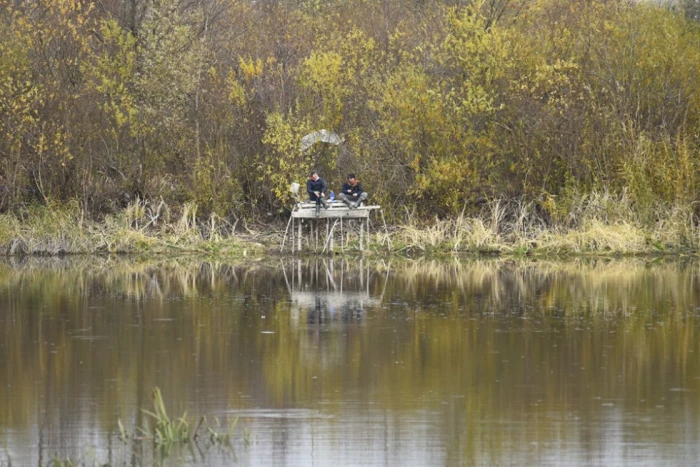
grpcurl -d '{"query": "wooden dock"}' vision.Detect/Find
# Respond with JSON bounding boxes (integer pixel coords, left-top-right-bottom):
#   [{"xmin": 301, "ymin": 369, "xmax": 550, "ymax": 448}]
[{"xmin": 280, "ymin": 201, "xmax": 381, "ymax": 253}]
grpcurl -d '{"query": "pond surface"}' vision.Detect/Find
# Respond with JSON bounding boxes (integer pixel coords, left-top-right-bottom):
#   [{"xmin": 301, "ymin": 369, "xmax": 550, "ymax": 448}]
[{"xmin": 1, "ymin": 256, "xmax": 700, "ymax": 465}]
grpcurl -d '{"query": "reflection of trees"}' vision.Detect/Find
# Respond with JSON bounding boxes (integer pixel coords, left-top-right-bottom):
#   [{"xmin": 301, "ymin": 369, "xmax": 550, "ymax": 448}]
[{"xmin": 0, "ymin": 257, "xmax": 700, "ymax": 464}]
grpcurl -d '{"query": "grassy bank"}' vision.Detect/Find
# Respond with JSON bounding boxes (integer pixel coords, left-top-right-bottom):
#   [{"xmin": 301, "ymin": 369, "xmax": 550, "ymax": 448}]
[
  {"xmin": 388, "ymin": 193, "xmax": 700, "ymax": 256},
  {"xmin": 0, "ymin": 200, "xmax": 271, "ymax": 257},
  {"xmin": 1, "ymin": 194, "xmax": 699, "ymax": 257}
]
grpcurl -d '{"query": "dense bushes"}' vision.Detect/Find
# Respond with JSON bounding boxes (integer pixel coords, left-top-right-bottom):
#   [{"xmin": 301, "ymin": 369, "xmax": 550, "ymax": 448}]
[{"xmin": 2, "ymin": 0, "xmax": 700, "ymax": 225}]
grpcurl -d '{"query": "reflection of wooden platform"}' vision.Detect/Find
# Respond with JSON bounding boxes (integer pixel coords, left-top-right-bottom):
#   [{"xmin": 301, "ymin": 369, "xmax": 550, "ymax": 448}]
[
  {"xmin": 290, "ymin": 291, "xmax": 377, "ymax": 326},
  {"xmin": 281, "ymin": 259, "xmax": 389, "ymax": 327},
  {"xmin": 291, "ymin": 291, "xmax": 376, "ymax": 308},
  {"xmin": 281, "ymin": 202, "xmax": 382, "ymax": 253}
]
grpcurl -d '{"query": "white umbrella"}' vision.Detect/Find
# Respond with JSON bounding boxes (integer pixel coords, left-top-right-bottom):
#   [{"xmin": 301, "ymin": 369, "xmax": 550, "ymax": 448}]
[{"xmin": 301, "ymin": 129, "xmax": 344, "ymax": 152}]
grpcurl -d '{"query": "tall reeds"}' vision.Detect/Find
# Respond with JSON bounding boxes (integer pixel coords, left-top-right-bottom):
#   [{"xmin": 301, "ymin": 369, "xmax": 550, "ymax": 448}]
[
  {"xmin": 2, "ymin": 192, "xmax": 700, "ymax": 256},
  {"xmin": 387, "ymin": 192, "xmax": 700, "ymax": 255},
  {"xmin": 0, "ymin": 199, "xmax": 258, "ymax": 256}
]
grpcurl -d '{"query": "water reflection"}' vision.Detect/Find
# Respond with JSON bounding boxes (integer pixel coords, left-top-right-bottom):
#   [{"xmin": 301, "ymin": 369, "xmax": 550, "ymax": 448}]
[
  {"xmin": 283, "ymin": 259, "xmax": 386, "ymax": 326},
  {"xmin": 0, "ymin": 257, "xmax": 699, "ymax": 465}
]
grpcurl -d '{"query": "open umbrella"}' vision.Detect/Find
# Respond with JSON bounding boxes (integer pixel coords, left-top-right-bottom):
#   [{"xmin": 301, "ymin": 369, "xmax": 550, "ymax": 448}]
[{"xmin": 300, "ymin": 129, "xmax": 344, "ymax": 153}]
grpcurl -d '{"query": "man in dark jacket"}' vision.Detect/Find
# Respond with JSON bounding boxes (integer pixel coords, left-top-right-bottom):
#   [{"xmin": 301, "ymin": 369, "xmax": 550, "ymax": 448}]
[
  {"xmin": 339, "ymin": 173, "xmax": 368, "ymax": 209},
  {"xmin": 307, "ymin": 169, "xmax": 329, "ymax": 215}
]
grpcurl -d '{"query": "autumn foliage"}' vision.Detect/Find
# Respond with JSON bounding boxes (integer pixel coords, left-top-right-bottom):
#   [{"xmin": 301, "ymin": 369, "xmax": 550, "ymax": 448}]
[{"xmin": 1, "ymin": 0, "xmax": 700, "ymax": 224}]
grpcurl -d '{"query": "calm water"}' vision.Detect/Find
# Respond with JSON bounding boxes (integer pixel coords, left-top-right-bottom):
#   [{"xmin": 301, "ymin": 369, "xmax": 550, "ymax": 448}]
[{"xmin": 1, "ymin": 256, "xmax": 700, "ymax": 466}]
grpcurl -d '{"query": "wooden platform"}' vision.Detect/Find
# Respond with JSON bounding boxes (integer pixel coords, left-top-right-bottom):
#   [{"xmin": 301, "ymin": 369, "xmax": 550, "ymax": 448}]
[
  {"xmin": 291, "ymin": 201, "xmax": 380, "ymax": 219},
  {"xmin": 281, "ymin": 201, "xmax": 382, "ymax": 253}
]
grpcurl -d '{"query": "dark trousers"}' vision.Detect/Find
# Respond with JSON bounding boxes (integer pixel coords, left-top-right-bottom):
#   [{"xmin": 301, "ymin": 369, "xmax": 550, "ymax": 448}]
[
  {"xmin": 310, "ymin": 196, "xmax": 329, "ymax": 208},
  {"xmin": 339, "ymin": 192, "xmax": 368, "ymax": 206}
]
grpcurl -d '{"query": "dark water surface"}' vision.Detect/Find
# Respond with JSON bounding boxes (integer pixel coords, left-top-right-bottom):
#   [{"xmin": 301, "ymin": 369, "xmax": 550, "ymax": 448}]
[{"xmin": 1, "ymin": 256, "xmax": 700, "ymax": 466}]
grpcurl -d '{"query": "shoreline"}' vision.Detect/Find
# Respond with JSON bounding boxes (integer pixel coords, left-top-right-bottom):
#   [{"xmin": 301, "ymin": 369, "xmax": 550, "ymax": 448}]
[
  {"xmin": 2, "ymin": 220, "xmax": 698, "ymax": 259},
  {"xmin": 2, "ymin": 200, "xmax": 699, "ymax": 258}
]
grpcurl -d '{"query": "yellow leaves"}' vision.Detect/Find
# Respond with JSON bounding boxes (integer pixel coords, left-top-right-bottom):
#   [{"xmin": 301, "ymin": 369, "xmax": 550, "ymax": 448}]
[
  {"xmin": 443, "ymin": 3, "xmax": 511, "ymax": 83},
  {"xmin": 226, "ymin": 64, "xmax": 249, "ymax": 107},
  {"xmin": 262, "ymin": 112, "xmax": 296, "ymax": 156},
  {"xmin": 295, "ymin": 26, "xmax": 380, "ymax": 129},
  {"xmin": 0, "ymin": 14, "xmax": 45, "ymax": 163},
  {"xmin": 53, "ymin": 0, "xmax": 93, "ymax": 17},
  {"xmin": 262, "ymin": 113, "xmax": 301, "ymax": 201},
  {"xmin": 337, "ymin": 27, "xmax": 377, "ymax": 80},
  {"xmin": 239, "ymin": 57, "xmax": 264, "ymax": 81},
  {"xmin": 369, "ymin": 57, "xmax": 491, "ymax": 212},
  {"xmin": 524, "ymin": 59, "xmax": 583, "ymax": 110},
  {"xmin": 300, "ymin": 51, "xmax": 345, "ymax": 94},
  {"xmin": 97, "ymin": 19, "xmax": 137, "ymax": 76},
  {"xmin": 7, "ymin": 0, "xmax": 96, "ymax": 66},
  {"xmin": 2, "ymin": 0, "xmax": 700, "ymax": 219},
  {"xmin": 298, "ymin": 50, "xmax": 348, "ymax": 127},
  {"xmin": 227, "ymin": 79, "xmax": 247, "ymax": 107},
  {"xmin": 228, "ymin": 56, "xmax": 278, "ymax": 107},
  {"xmin": 82, "ymin": 19, "xmax": 139, "ymax": 131},
  {"xmin": 262, "ymin": 112, "xmax": 323, "ymax": 203}
]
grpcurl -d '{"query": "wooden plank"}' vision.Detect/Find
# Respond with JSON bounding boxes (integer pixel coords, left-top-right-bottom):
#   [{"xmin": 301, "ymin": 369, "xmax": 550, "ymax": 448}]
[
  {"xmin": 292, "ymin": 210, "xmax": 373, "ymax": 219},
  {"xmin": 295, "ymin": 202, "xmax": 380, "ymax": 210},
  {"xmin": 292, "ymin": 204, "xmax": 380, "ymax": 219}
]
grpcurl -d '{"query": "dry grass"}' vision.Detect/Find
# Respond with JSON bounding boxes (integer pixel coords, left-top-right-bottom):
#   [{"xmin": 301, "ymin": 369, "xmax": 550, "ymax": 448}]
[
  {"xmin": 2, "ymin": 192, "xmax": 700, "ymax": 256},
  {"xmin": 535, "ymin": 220, "xmax": 647, "ymax": 253},
  {"xmin": 386, "ymin": 193, "xmax": 700, "ymax": 255},
  {"xmin": 390, "ymin": 203, "xmax": 504, "ymax": 254},
  {"xmin": 0, "ymin": 199, "xmax": 265, "ymax": 256}
]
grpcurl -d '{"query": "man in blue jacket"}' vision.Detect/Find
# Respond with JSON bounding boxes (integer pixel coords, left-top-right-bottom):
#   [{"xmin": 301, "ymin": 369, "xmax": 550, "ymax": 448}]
[
  {"xmin": 339, "ymin": 173, "xmax": 368, "ymax": 209},
  {"xmin": 307, "ymin": 169, "xmax": 330, "ymax": 216}
]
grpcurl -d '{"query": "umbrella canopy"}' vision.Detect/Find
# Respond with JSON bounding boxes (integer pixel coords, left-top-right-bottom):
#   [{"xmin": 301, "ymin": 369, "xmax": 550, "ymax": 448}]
[{"xmin": 301, "ymin": 129, "xmax": 344, "ymax": 152}]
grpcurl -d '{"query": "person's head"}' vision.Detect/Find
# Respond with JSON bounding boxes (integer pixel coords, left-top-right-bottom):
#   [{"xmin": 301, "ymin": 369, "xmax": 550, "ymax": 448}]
[
  {"xmin": 347, "ymin": 173, "xmax": 356, "ymax": 183},
  {"xmin": 310, "ymin": 170, "xmax": 319, "ymax": 181}
]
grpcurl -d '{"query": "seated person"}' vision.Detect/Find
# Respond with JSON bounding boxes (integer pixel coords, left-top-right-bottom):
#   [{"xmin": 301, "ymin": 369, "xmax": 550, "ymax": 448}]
[
  {"xmin": 339, "ymin": 173, "xmax": 368, "ymax": 209},
  {"xmin": 307, "ymin": 169, "xmax": 329, "ymax": 215}
]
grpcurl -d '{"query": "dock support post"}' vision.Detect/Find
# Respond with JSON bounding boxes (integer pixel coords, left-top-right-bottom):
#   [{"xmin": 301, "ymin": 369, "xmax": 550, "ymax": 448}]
[
  {"xmin": 297, "ymin": 219, "xmax": 302, "ymax": 252},
  {"xmin": 366, "ymin": 218, "xmax": 370, "ymax": 251},
  {"xmin": 289, "ymin": 204, "xmax": 380, "ymax": 254},
  {"xmin": 359, "ymin": 218, "xmax": 364, "ymax": 251}
]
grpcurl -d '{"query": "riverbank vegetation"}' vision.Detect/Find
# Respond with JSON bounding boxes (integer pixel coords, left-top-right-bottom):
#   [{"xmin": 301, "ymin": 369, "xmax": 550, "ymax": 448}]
[
  {"xmin": 2, "ymin": 0, "xmax": 700, "ymax": 254},
  {"xmin": 1, "ymin": 192, "xmax": 698, "ymax": 255}
]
